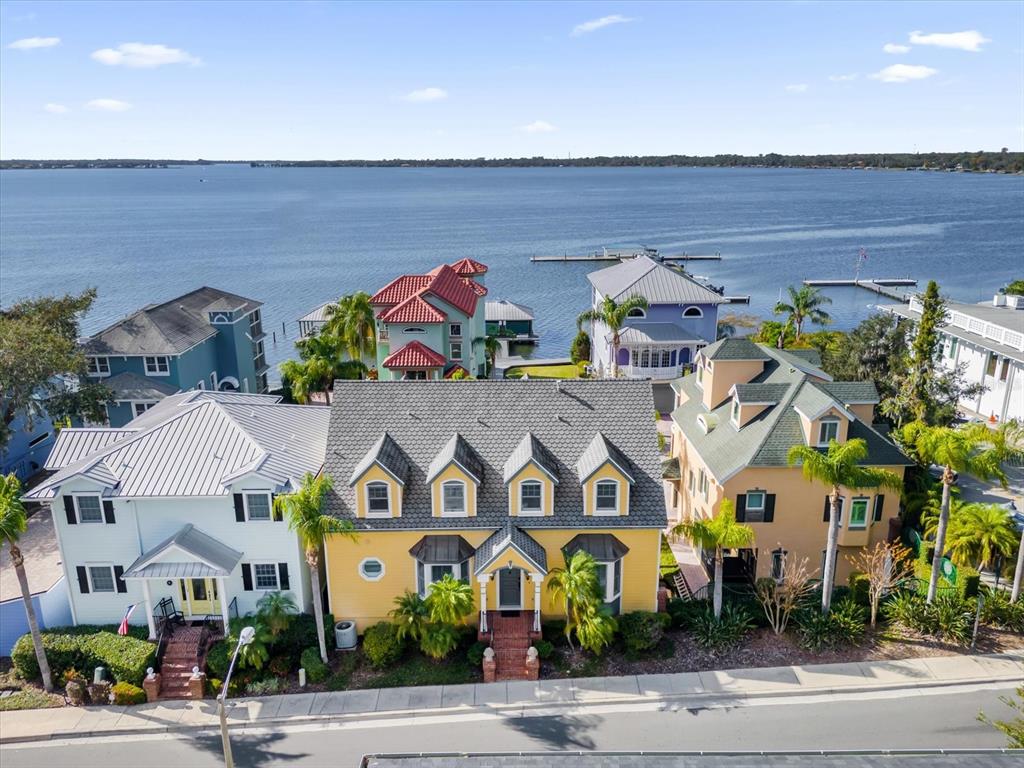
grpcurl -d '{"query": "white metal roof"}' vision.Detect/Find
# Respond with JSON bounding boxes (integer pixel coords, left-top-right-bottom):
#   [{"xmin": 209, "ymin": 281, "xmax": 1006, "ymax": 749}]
[
  {"xmin": 486, "ymin": 299, "xmax": 535, "ymax": 322},
  {"xmin": 586, "ymin": 256, "xmax": 726, "ymax": 305},
  {"xmin": 45, "ymin": 429, "xmax": 138, "ymax": 470}
]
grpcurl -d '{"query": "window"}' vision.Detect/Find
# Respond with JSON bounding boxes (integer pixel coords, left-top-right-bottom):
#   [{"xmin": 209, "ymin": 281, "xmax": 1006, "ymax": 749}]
[
  {"xmin": 594, "ymin": 480, "xmax": 618, "ymax": 513},
  {"xmin": 999, "ymin": 358, "xmax": 1010, "ymax": 382},
  {"xmin": 849, "ymin": 498, "xmax": 868, "ymax": 529},
  {"xmin": 359, "ymin": 558, "xmax": 385, "ymax": 581},
  {"xmin": 402, "ymin": 327, "xmax": 426, "ymax": 334},
  {"xmin": 520, "ymin": 481, "xmax": 542, "ymax": 514},
  {"xmin": 696, "ymin": 365, "xmax": 704, "ymax": 385},
  {"xmin": 986, "ymin": 353, "xmax": 998, "ymax": 377},
  {"xmin": 86, "ymin": 357, "xmax": 110, "ymax": 377},
  {"xmin": 252, "ymin": 339, "xmax": 266, "ymax": 371},
  {"xmin": 145, "ymin": 356, "xmax": 170, "ymax": 375},
  {"xmin": 449, "ymin": 323, "xmax": 462, "ymax": 338},
  {"xmin": 75, "ymin": 495, "xmax": 104, "ymax": 524},
  {"xmin": 28, "ymin": 432, "xmax": 51, "ymax": 447},
  {"xmin": 253, "ymin": 563, "xmax": 279, "ymax": 590},
  {"xmin": 88, "ymin": 565, "xmax": 116, "ymax": 593},
  {"xmin": 626, "ymin": 307, "xmax": 646, "ymax": 318},
  {"xmin": 745, "ymin": 491, "xmax": 765, "ymax": 522},
  {"xmin": 771, "ymin": 550, "xmax": 786, "ymax": 581},
  {"xmin": 404, "ymin": 370, "xmax": 427, "ymax": 380},
  {"xmin": 698, "ymin": 469, "xmax": 709, "ymax": 501},
  {"xmin": 131, "ymin": 401, "xmax": 155, "ymax": 417},
  {"xmin": 244, "ymin": 492, "xmax": 272, "ymax": 521},
  {"xmin": 947, "ymin": 336, "xmax": 958, "ymax": 359},
  {"xmin": 442, "ymin": 481, "xmax": 466, "ymax": 515},
  {"xmin": 731, "ymin": 399, "xmax": 740, "ymax": 424},
  {"xmin": 450, "ymin": 342, "xmax": 463, "ymax": 360},
  {"xmin": 688, "ymin": 470, "xmax": 695, "ymax": 495},
  {"xmin": 660, "ymin": 350, "xmax": 671, "ymax": 367},
  {"xmin": 366, "ymin": 482, "xmax": 391, "ymax": 515},
  {"xmin": 210, "ymin": 373, "xmax": 217, "ymax": 390},
  {"xmin": 595, "ymin": 559, "xmax": 623, "ymax": 612},
  {"xmin": 683, "ymin": 307, "xmax": 704, "ymax": 318},
  {"xmin": 817, "ymin": 419, "xmax": 839, "ymax": 446},
  {"xmin": 249, "ymin": 309, "xmax": 263, "ymax": 339},
  {"xmin": 417, "ymin": 560, "xmax": 469, "ymax": 596},
  {"xmin": 640, "ymin": 350, "xmax": 650, "ymax": 367}
]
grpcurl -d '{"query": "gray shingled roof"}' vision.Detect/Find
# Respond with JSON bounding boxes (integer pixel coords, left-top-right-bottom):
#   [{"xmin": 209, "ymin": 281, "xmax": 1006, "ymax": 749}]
[
  {"xmin": 473, "ymin": 522, "xmax": 548, "ymax": 574},
  {"xmin": 502, "ymin": 433, "xmax": 560, "ymax": 483},
  {"xmin": 123, "ymin": 523, "xmax": 242, "ymax": 578},
  {"xmin": 587, "ymin": 256, "xmax": 726, "ymax": 305},
  {"xmin": 426, "ymin": 433, "xmax": 485, "ymax": 484},
  {"xmin": 106, "ymin": 371, "xmax": 179, "ymax": 401},
  {"xmin": 83, "ymin": 286, "xmax": 261, "ymax": 356},
  {"xmin": 486, "ymin": 299, "xmax": 535, "ymax": 322},
  {"xmin": 323, "ymin": 380, "xmax": 666, "ymax": 531},
  {"xmin": 732, "ymin": 383, "xmax": 790, "ymax": 404},
  {"xmin": 349, "ymin": 433, "xmax": 410, "ymax": 486},
  {"xmin": 576, "ymin": 433, "xmax": 635, "ymax": 484},
  {"xmin": 818, "ymin": 381, "xmax": 880, "ymax": 404},
  {"xmin": 562, "ymin": 533, "xmax": 630, "ymax": 562},
  {"xmin": 408, "ymin": 535, "xmax": 475, "ymax": 564},
  {"xmin": 701, "ymin": 338, "xmax": 772, "ymax": 361}
]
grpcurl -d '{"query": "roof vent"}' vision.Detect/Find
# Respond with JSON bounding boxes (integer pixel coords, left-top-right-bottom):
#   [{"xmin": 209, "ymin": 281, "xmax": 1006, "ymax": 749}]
[{"xmin": 697, "ymin": 413, "xmax": 719, "ymax": 434}]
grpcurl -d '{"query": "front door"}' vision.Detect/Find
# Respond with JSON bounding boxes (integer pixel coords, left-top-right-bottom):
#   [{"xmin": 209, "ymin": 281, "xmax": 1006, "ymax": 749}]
[
  {"xmin": 497, "ymin": 567, "xmax": 522, "ymax": 609},
  {"xmin": 181, "ymin": 578, "xmax": 220, "ymax": 617}
]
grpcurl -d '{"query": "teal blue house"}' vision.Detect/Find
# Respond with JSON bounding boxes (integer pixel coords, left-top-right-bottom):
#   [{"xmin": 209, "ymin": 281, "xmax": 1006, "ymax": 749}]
[{"xmin": 82, "ymin": 287, "xmax": 268, "ymax": 427}]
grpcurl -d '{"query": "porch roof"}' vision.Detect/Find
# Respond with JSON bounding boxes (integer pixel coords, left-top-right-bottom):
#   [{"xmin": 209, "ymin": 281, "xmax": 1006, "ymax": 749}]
[
  {"xmin": 408, "ymin": 534, "xmax": 475, "ymax": 564},
  {"xmin": 562, "ymin": 533, "xmax": 630, "ymax": 562},
  {"xmin": 614, "ymin": 322, "xmax": 701, "ymax": 345},
  {"xmin": 122, "ymin": 523, "xmax": 242, "ymax": 579},
  {"xmin": 473, "ymin": 522, "xmax": 547, "ymax": 575}
]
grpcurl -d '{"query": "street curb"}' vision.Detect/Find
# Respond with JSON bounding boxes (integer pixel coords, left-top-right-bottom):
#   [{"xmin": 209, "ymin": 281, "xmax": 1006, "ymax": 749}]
[{"xmin": 3, "ymin": 672, "xmax": 1021, "ymax": 745}]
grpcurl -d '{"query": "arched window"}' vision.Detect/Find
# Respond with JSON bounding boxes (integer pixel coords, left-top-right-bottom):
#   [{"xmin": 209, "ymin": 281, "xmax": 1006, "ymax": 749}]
[
  {"xmin": 441, "ymin": 480, "xmax": 466, "ymax": 515},
  {"xmin": 402, "ymin": 327, "xmax": 426, "ymax": 334},
  {"xmin": 626, "ymin": 307, "xmax": 647, "ymax": 319},
  {"xmin": 366, "ymin": 481, "xmax": 391, "ymax": 516},
  {"xmin": 682, "ymin": 307, "xmax": 704, "ymax": 318}
]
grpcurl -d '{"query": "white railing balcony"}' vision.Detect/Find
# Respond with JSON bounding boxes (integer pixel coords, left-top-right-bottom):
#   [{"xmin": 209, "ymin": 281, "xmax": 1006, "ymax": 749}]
[{"xmin": 621, "ymin": 365, "xmax": 685, "ymax": 380}]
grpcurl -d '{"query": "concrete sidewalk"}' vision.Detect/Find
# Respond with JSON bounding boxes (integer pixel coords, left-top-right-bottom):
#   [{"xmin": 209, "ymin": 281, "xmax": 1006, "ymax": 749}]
[{"xmin": 2, "ymin": 651, "xmax": 1022, "ymax": 745}]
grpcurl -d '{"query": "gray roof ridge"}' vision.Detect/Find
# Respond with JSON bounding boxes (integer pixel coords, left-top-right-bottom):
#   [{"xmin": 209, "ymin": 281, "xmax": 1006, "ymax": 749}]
[{"xmin": 736, "ymin": 376, "xmax": 806, "ymax": 471}]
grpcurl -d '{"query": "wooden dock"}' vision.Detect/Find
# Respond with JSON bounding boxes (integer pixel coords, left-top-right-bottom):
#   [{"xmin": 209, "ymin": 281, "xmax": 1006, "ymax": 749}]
[
  {"xmin": 530, "ymin": 249, "xmax": 722, "ymax": 263},
  {"xmin": 803, "ymin": 278, "xmax": 917, "ymax": 302},
  {"xmin": 723, "ymin": 295, "xmax": 750, "ymax": 304}
]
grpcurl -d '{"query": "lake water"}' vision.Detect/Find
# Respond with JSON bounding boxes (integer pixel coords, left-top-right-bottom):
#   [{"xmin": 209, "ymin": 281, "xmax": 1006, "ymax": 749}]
[{"xmin": 1, "ymin": 165, "xmax": 1021, "ymax": 380}]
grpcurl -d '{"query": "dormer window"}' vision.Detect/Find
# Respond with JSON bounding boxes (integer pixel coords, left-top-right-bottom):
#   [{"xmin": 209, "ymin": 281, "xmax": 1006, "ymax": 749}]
[
  {"xmin": 731, "ymin": 399, "xmax": 740, "ymax": 425},
  {"xmin": 244, "ymin": 492, "xmax": 272, "ymax": 521},
  {"xmin": 594, "ymin": 480, "xmax": 619, "ymax": 514},
  {"xmin": 817, "ymin": 419, "xmax": 839, "ymax": 446},
  {"xmin": 366, "ymin": 482, "xmax": 391, "ymax": 516},
  {"xmin": 442, "ymin": 480, "xmax": 466, "ymax": 516},
  {"xmin": 75, "ymin": 494, "xmax": 104, "ymax": 523},
  {"xmin": 519, "ymin": 481, "xmax": 542, "ymax": 514}
]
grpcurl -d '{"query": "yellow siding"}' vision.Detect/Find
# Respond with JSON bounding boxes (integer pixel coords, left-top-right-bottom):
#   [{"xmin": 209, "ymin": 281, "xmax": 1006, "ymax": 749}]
[
  {"xmin": 430, "ymin": 463, "xmax": 478, "ymax": 517},
  {"xmin": 507, "ymin": 462, "xmax": 555, "ymax": 517},
  {"xmin": 353, "ymin": 464, "xmax": 403, "ymax": 518},
  {"xmin": 582, "ymin": 462, "xmax": 631, "ymax": 516}
]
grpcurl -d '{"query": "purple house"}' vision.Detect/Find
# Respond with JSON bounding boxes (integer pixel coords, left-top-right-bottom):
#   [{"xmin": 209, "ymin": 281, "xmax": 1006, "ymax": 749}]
[{"xmin": 585, "ymin": 255, "xmax": 726, "ymax": 381}]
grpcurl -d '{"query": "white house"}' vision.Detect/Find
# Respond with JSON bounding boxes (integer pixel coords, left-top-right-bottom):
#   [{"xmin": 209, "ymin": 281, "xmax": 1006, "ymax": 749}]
[
  {"xmin": 23, "ymin": 390, "xmax": 330, "ymax": 639},
  {"xmin": 884, "ymin": 293, "xmax": 1024, "ymax": 423}
]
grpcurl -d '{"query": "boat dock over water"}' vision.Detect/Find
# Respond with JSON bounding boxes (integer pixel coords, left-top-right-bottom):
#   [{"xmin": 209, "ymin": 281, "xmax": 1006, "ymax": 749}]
[
  {"xmin": 803, "ymin": 278, "xmax": 917, "ymax": 301},
  {"xmin": 530, "ymin": 247, "xmax": 722, "ymax": 263}
]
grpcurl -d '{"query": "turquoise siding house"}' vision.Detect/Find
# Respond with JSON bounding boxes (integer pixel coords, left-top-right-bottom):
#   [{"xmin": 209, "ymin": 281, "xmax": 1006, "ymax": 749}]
[
  {"xmin": 82, "ymin": 287, "xmax": 268, "ymax": 427},
  {"xmin": 0, "ymin": 404, "xmax": 57, "ymax": 483}
]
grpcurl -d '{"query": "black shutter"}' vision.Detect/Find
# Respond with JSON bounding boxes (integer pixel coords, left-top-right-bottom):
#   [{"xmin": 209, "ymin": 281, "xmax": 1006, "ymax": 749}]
[
  {"xmin": 873, "ymin": 494, "xmax": 885, "ymax": 522},
  {"xmin": 76, "ymin": 566, "xmax": 89, "ymax": 594},
  {"xmin": 64, "ymin": 497, "xmax": 77, "ymax": 525},
  {"xmin": 272, "ymin": 495, "xmax": 282, "ymax": 522},
  {"xmin": 103, "ymin": 500, "xmax": 116, "ymax": 524},
  {"xmin": 764, "ymin": 494, "xmax": 776, "ymax": 522},
  {"xmin": 278, "ymin": 563, "xmax": 290, "ymax": 590},
  {"xmin": 823, "ymin": 497, "xmax": 831, "ymax": 522},
  {"xmin": 113, "ymin": 565, "xmax": 127, "ymax": 593},
  {"xmin": 735, "ymin": 494, "xmax": 747, "ymax": 522},
  {"xmin": 234, "ymin": 494, "xmax": 245, "ymax": 522},
  {"xmin": 241, "ymin": 563, "xmax": 253, "ymax": 591}
]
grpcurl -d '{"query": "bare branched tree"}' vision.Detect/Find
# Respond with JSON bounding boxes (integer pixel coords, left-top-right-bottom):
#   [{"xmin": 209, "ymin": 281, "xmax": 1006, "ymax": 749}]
[
  {"xmin": 755, "ymin": 555, "xmax": 815, "ymax": 635},
  {"xmin": 846, "ymin": 541, "xmax": 915, "ymax": 628}
]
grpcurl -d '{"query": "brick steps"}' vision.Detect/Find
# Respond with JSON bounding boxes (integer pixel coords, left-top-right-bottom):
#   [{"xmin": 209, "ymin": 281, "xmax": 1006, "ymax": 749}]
[{"xmin": 158, "ymin": 626, "xmax": 208, "ymax": 700}]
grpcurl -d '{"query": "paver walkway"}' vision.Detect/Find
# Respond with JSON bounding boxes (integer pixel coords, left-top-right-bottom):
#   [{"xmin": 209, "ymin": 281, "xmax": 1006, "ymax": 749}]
[{"xmin": 2, "ymin": 651, "xmax": 1021, "ymax": 744}]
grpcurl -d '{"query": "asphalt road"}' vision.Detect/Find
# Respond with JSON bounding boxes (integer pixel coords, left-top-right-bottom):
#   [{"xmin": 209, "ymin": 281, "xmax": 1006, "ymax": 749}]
[{"xmin": 1, "ymin": 685, "xmax": 1016, "ymax": 768}]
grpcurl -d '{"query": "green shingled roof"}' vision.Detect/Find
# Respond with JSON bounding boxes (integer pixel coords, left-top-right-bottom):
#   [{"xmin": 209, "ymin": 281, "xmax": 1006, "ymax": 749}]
[{"xmin": 701, "ymin": 338, "xmax": 772, "ymax": 361}]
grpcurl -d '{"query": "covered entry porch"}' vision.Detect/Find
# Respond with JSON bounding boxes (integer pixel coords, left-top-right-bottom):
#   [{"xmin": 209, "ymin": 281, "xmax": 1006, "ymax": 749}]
[{"xmin": 473, "ymin": 523, "xmax": 548, "ymax": 636}]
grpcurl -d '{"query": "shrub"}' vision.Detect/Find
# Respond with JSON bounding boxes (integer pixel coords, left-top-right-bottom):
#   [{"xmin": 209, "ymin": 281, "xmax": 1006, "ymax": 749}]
[
  {"xmin": 848, "ymin": 571, "xmax": 871, "ymax": 607},
  {"xmin": 466, "ymin": 641, "xmax": 489, "ymax": 667},
  {"xmin": 666, "ymin": 598, "xmax": 712, "ymax": 630},
  {"xmin": 885, "ymin": 590, "xmax": 973, "ymax": 644},
  {"xmin": 245, "ymin": 677, "xmax": 284, "ymax": 696},
  {"xmin": 618, "ymin": 611, "xmax": 668, "ymax": 655},
  {"xmin": 690, "ymin": 603, "xmax": 753, "ymax": 650},
  {"xmin": 797, "ymin": 597, "xmax": 867, "ymax": 651},
  {"xmin": 273, "ymin": 612, "xmax": 335, "ymax": 660},
  {"xmin": 268, "ymin": 655, "xmax": 292, "ymax": 677},
  {"xmin": 111, "ymin": 682, "xmax": 147, "ymax": 705},
  {"xmin": 205, "ymin": 640, "xmax": 231, "ymax": 680},
  {"xmin": 419, "ymin": 623, "xmax": 459, "ymax": 660},
  {"xmin": 958, "ymin": 567, "xmax": 981, "ymax": 600},
  {"xmin": 532, "ymin": 639, "xmax": 555, "ymax": 660},
  {"xmin": 727, "ymin": 593, "xmax": 770, "ymax": 628},
  {"xmin": 11, "ymin": 628, "xmax": 156, "ymax": 686},
  {"xmin": 300, "ymin": 646, "xmax": 328, "ymax": 683},
  {"xmin": 363, "ymin": 622, "xmax": 405, "ymax": 668},
  {"xmin": 980, "ymin": 589, "xmax": 1024, "ymax": 632},
  {"xmin": 541, "ymin": 620, "xmax": 568, "ymax": 646}
]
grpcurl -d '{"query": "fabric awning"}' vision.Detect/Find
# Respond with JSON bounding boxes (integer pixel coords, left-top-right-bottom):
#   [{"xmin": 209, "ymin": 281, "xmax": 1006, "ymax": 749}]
[
  {"xmin": 408, "ymin": 534, "xmax": 475, "ymax": 564},
  {"xmin": 562, "ymin": 533, "xmax": 630, "ymax": 562}
]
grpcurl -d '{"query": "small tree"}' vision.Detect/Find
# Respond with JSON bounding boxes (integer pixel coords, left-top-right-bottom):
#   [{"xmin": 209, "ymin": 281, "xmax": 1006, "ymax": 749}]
[
  {"xmin": 547, "ymin": 550, "xmax": 601, "ymax": 651},
  {"xmin": 846, "ymin": 541, "xmax": 914, "ymax": 628},
  {"xmin": 573, "ymin": 601, "xmax": 617, "ymax": 655},
  {"xmin": 389, "ymin": 591, "xmax": 431, "ymax": 643},
  {"xmin": 755, "ymin": 556, "xmax": 815, "ymax": 635},
  {"xmin": 256, "ymin": 591, "xmax": 298, "ymax": 636},
  {"xmin": 576, "ymin": 295, "xmax": 649, "ymax": 378},
  {"xmin": 424, "ymin": 574, "xmax": 475, "ymax": 625},
  {"xmin": 569, "ymin": 328, "xmax": 591, "ymax": 365},
  {"xmin": 773, "ymin": 285, "xmax": 833, "ymax": 341}
]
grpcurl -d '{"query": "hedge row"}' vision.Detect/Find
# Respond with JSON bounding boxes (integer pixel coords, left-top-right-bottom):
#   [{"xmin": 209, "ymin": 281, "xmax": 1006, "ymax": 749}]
[{"xmin": 12, "ymin": 627, "xmax": 156, "ymax": 686}]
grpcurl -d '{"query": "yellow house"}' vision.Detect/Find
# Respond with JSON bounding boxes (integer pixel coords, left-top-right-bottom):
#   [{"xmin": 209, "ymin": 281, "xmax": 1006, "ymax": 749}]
[
  {"xmin": 321, "ymin": 380, "xmax": 666, "ymax": 647},
  {"xmin": 667, "ymin": 338, "xmax": 913, "ymax": 586}
]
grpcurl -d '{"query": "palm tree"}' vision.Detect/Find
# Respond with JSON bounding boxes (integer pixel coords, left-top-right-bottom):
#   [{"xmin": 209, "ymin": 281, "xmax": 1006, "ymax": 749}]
[
  {"xmin": 901, "ymin": 421, "xmax": 1008, "ymax": 603},
  {"xmin": 547, "ymin": 550, "xmax": 601, "ymax": 651},
  {"xmin": 484, "ymin": 335, "xmax": 501, "ymax": 377},
  {"xmin": 256, "ymin": 590, "xmax": 298, "ymax": 636},
  {"xmin": 944, "ymin": 503, "xmax": 1017, "ymax": 572},
  {"xmin": 0, "ymin": 474, "xmax": 53, "ymax": 692},
  {"xmin": 424, "ymin": 574, "xmax": 475, "ymax": 625},
  {"xmin": 273, "ymin": 472, "xmax": 356, "ymax": 663},
  {"xmin": 324, "ymin": 292, "xmax": 377, "ymax": 363},
  {"xmin": 576, "ymin": 295, "xmax": 649, "ymax": 378},
  {"xmin": 389, "ymin": 591, "xmax": 431, "ymax": 643},
  {"xmin": 787, "ymin": 439, "xmax": 903, "ymax": 614},
  {"xmin": 672, "ymin": 498, "xmax": 754, "ymax": 619},
  {"xmin": 573, "ymin": 600, "xmax": 617, "ymax": 655},
  {"xmin": 279, "ymin": 357, "xmax": 334, "ymax": 404},
  {"xmin": 773, "ymin": 285, "xmax": 833, "ymax": 341}
]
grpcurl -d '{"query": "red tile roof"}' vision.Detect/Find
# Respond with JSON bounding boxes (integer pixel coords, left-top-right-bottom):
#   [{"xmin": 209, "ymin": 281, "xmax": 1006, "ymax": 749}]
[
  {"xmin": 463, "ymin": 278, "xmax": 487, "ymax": 297},
  {"xmin": 378, "ymin": 294, "xmax": 446, "ymax": 324},
  {"xmin": 450, "ymin": 258, "xmax": 488, "ymax": 276},
  {"xmin": 371, "ymin": 264, "xmax": 480, "ymax": 318},
  {"xmin": 370, "ymin": 275, "xmax": 432, "ymax": 308},
  {"xmin": 423, "ymin": 264, "xmax": 479, "ymax": 315},
  {"xmin": 382, "ymin": 341, "xmax": 447, "ymax": 369}
]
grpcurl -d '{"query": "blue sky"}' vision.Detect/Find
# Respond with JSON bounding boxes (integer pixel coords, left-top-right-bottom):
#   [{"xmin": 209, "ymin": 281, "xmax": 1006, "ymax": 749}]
[{"xmin": 1, "ymin": 1, "xmax": 1021, "ymax": 159}]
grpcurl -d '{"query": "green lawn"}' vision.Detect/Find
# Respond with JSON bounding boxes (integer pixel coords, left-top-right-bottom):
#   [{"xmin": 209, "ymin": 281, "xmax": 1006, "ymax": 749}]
[
  {"xmin": 660, "ymin": 537, "xmax": 680, "ymax": 578},
  {"xmin": 505, "ymin": 363, "xmax": 586, "ymax": 380}
]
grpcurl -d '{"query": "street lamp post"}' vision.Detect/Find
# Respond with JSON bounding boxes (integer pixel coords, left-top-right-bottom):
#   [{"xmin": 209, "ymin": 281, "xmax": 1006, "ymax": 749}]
[{"xmin": 218, "ymin": 626, "xmax": 255, "ymax": 768}]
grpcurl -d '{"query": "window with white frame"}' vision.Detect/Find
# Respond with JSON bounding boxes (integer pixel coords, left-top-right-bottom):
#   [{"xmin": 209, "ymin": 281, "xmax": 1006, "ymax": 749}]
[
  {"xmin": 660, "ymin": 350, "xmax": 671, "ymax": 367},
  {"xmin": 366, "ymin": 482, "xmax": 391, "ymax": 516},
  {"xmin": 731, "ymin": 399, "xmax": 740, "ymax": 424},
  {"xmin": 449, "ymin": 323, "xmax": 462, "ymax": 338},
  {"xmin": 253, "ymin": 563, "xmax": 279, "ymax": 590},
  {"xmin": 145, "ymin": 356, "xmax": 170, "ymax": 375},
  {"xmin": 771, "ymin": 549, "xmax": 786, "ymax": 581},
  {"xmin": 946, "ymin": 336, "xmax": 958, "ymax": 359},
  {"xmin": 696, "ymin": 364, "xmax": 704, "ymax": 385},
  {"xmin": 450, "ymin": 342, "xmax": 463, "ymax": 360},
  {"xmin": 416, "ymin": 560, "xmax": 470, "ymax": 597},
  {"xmin": 688, "ymin": 470, "xmax": 695, "ymax": 496},
  {"xmin": 595, "ymin": 559, "xmax": 623, "ymax": 613},
  {"xmin": 87, "ymin": 357, "xmax": 110, "ymax": 377},
  {"xmin": 745, "ymin": 490, "xmax": 766, "ymax": 522},
  {"xmin": 817, "ymin": 419, "xmax": 839, "ymax": 446},
  {"xmin": 683, "ymin": 307, "xmax": 704, "ymax": 318},
  {"xmin": 849, "ymin": 497, "xmax": 869, "ymax": 529},
  {"xmin": 626, "ymin": 307, "xmax": 646, "ymax": 318},
  {"xmin": 402, "ymin": 327, "xmax": 426, "ymax": 334},
  {"xmin": 244, "ymin": 492, "xmax": 272, "ymax": 521},
  {"xmin": 519, "ymin": 480, "xmax": 542, "ymax": 514},
  {"xmin": 248, "ymin": 308, "xmax": 263, "ymax": 339},
  {"xmin": 75, "ymin": 495, "xmax": 104, "ymax": 523},
  {"xmin": 594, "ymin": 479, "xmax": 619, "ymax": 513},
  {"xmin": 88, "ymin": 565, "xmax": 116, "ymax": 593},
  {"xmin": 442, "ymin": 481, "xmax": 466, "ymax": 515},
  {"xmin": 359, "ymin": 558, "xmax": 385, "ymax": 581},
  {"xmin": 132, "ymin": 401, "xmax": 156, "ymax": 417}
]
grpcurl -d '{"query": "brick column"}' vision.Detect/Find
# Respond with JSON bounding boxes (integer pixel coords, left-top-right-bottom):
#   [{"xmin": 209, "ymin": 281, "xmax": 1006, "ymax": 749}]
[
  {"xmin": 143, "ymin": 668, "xmax": 161, "ymax": 702},
  {"xmin": 524, "ymin": 647, "xmax": 539, "ymax": 681},
  {"xmin": 482, "ymin": 647, "xmax": 496, "ymax": 683},
  {"xmin": 187, "ymin": 667, "xmax": 206, "ymax": 699}
]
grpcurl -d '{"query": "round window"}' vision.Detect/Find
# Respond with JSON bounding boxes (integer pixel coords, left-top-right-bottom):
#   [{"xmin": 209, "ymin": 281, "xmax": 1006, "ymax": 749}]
[{"xmin": 359, "ymin": 558, "xmax": 385, "ymax": 581}]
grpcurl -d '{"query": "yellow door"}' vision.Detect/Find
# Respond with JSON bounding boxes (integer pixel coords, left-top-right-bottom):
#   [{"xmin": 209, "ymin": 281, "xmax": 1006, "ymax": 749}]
[{"xmin": 182, "ymin": 578, "xmax": 220, "ymax": 616}]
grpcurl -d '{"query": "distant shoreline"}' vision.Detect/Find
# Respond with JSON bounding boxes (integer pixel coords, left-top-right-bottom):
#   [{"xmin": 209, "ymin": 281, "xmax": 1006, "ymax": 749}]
[{"xmin": 2, "ymin": 151, "xmax": 1021, "ymax": 173}]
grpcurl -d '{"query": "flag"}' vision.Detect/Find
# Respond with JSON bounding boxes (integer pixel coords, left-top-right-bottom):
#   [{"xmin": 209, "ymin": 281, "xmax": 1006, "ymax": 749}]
[
  {"xmin": 118, "ymin": 603, "xmax": 139, "ymax": 636},
  {"xmin": 859, "ymin": 247, "xmax": 869, "ymax": 262}
]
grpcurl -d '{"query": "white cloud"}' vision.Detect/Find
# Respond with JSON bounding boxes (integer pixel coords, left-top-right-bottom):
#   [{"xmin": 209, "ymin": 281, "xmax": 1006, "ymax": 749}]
[
  {"xmin": 402, "ymin": 87, "xmax": 448, "ymax": 103},
  {"xmin": 571, "ymin": 14, "xmax": 634, "ymax": 37},
  {"xmin": 90, "ymin": 42, "xmax": 201, "ymax": 68},
  {"xmin": 908, "ymin": 30, "xmax": 990, "ymax": 52},
  {"xmin": 869, "ymin": 64, "xmax": 938, "ymax": 83},
  {"xmin": 8, "ymin": 36, "xmax": 60, "ymax": 50},
  {"xmin": 828, "ymin": 73, "xmax": 858, "ymax": 82},
  {"xmin": 85, "ymin": 98, "xmax": 132, "ymax": 112},
  {"xmin": 883, "ymin": 43, "xmax": 910, "ymax": 54},
  {"xmin": 521, "ymin": 120, "xmax": 557, "ymax": 134},
  {"xmin": 44, "ymin": 103, "xmax": 69, "ymax": 114},
  {"xmin": 785, "ymin": 83, "xmax": 808, "ymax": 93}
]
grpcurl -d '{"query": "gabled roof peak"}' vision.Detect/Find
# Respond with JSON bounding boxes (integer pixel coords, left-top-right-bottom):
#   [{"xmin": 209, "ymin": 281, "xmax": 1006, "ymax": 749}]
[
  {"xmin": 349, "ymin": 432, "xmax": 410, "ymax": 486},
  {"xmin": 426, "ymin": 432, "xmax": 484, "ymax": 484},
  {"xmin": 576, "ymin": 432, "xmax": 635, "ymax": 484},
  {"xmin": 503, "ymin": 432, "xmax": 560, "ymax": 483}
]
